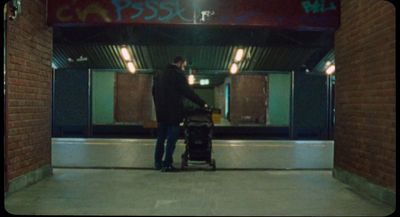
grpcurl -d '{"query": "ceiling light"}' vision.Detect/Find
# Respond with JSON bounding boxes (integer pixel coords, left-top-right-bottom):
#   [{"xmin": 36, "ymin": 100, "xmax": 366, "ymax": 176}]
[
  {"xmin": 325, "ymin": 61, "xmax": 332, "ymax": 67},
  {"xmin": 188, "ymin": 74, "xmax": 195, "ymax": 85},
  {"xmin": 200, "ymin": 79, "xmax": 209, "ymax": 86},
  {"xmin": 326, "ymin": 65, "xmax": 335, "ymax": 75},
  {"xmin": 127, "ymin": 62, "xmax": 136, "ymax": 73},
  {"xmin": 234, "ymin": 49, "xmax": 244, "ymax": 62},
  {"xmin": 121, "ymin": 47, "xmax": 131, "ymax": 61},
  {"xmin": 230, "ymin": 63, "xmax": 238, "ymax": 74}
]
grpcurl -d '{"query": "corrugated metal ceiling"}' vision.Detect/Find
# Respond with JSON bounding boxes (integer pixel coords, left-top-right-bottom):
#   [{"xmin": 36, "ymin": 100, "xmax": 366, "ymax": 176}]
[
  {"xmin": 52, "ymin": 25, "xmax": 333, "ymax": 87},
  {"xmin": 53, "ymin": 44, "xmax": 319, "ymax": 73},
  {"xmin": 312, "ymin": 49, "xmax": 335, "ymax": 73}
]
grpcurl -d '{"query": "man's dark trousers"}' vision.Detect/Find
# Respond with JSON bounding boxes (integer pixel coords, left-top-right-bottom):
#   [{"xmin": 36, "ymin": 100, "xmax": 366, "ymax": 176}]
[{"xmin": 154, "ymin": 122, "xmax": 180, "ymax": 167}]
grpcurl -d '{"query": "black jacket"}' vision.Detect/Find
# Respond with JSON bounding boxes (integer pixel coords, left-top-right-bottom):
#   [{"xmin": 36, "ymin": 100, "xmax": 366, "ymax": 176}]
[{"xmin": 152, "ymin": 64, "xmax": 206, "ymax": 124}]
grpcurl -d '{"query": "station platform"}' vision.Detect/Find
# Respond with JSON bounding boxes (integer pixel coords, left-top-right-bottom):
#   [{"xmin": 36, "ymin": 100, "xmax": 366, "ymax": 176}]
[{"xmin": 5, "ymin": 138, "xmax": 394, "ymax": 216}]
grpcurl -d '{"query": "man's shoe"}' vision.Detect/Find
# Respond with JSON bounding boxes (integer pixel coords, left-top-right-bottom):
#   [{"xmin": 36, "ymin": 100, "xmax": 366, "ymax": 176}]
[
  {"xmin": 154, "ymin": 163, "xmax": 162, "ymax": 170},
  {"xmin": 161, "ymin": 165, "xmax": 178, "ymax": 172}
]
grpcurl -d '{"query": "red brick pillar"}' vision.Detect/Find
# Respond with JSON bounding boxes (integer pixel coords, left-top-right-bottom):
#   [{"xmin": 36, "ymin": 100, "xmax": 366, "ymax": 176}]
[
  {"xmin": 333, "ymin": 0, "xmax": 395, "ymax": 205},
  {"xmin": 5, "ymin": 0, "xmax": 53, "ymax": 193}
]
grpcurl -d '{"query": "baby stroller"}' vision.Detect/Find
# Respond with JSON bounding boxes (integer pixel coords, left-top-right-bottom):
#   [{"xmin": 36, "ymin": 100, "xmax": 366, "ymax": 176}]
[{"xmin": 181, "ymin": 107, "xmax": 216, "ymax": 170}]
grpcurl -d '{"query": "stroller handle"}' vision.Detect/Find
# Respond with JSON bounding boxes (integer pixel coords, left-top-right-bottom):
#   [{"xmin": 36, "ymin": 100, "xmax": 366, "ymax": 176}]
[{"xmin": 184, "ymin": 106, "xmax": 220, "ymax": 117}]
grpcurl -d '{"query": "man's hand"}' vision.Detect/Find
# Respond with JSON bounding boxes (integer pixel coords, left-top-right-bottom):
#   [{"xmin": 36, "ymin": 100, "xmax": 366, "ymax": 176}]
[{"xmin": 204, "ymin": 104, "xmax": 211, "ymax": 112}]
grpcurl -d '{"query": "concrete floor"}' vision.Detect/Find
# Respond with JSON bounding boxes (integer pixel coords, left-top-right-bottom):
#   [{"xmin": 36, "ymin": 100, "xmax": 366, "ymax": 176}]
[
  {"xmin": 5, "ymin": 169, "xmax": 394, "ymax": 216},
  {"xmin": 4, "ymin": 138, "xmax": 395, "ymax": 216}
]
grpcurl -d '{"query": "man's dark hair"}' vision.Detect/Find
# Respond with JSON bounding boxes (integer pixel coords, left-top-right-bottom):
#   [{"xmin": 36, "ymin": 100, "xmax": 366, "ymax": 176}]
[{"xmin": 173, "ymin": 56, "xmax": 186, "ymax": 63}]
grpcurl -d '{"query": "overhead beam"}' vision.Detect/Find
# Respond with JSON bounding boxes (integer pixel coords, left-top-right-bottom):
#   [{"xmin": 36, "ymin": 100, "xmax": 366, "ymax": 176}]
[
  {"xmin": 53, "ymin": 25, "xmax": 334, "ymax": 48},
  {"xmin": 48, "ymin": 0, "xmax": 340, "ymax": 31},
  {"xmin": 86, "ymin": 68, "xmax": 291, "ymax": 75}
]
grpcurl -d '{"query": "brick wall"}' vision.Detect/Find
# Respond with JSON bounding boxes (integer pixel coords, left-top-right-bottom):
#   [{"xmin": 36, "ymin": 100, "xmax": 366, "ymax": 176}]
[
  {"xmin": 334, "ymin": 0, "xmax": 395, "ymax": 190},
  {"xmin": 230, "ymin": 75, "xmax": 267, "ymax": 125},
  {"xmin": 5, "ymin": 0, "xmax": 53, "ymax": 183},
  {"xmin": 115, "ymin": 73, "xmax": 153, "ymax": 124}
]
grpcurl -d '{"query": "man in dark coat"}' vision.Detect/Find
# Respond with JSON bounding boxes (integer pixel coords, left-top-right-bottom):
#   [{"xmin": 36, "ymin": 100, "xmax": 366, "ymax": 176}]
[{"xmin": 152, "ymin": 56, "xmax": 207, "ymax": 172}]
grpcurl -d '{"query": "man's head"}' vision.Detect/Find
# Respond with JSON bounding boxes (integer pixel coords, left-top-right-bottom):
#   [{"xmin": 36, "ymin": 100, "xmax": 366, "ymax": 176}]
[{"xmin": 173, "ymin": 56, "xmax": 187, "ymax": 71}]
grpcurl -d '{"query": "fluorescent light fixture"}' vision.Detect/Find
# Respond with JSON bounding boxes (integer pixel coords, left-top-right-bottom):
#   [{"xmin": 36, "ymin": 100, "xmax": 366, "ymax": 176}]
[
  {"xmin": 121, "ymin": 47, "xmax": 131, "ymax": 61},
  {"xmin": 127, "ymin": 62, "xmax": 136, "ymax": 73},
  {"xmin": 200, "ymin": 79, "xmax": 209, "ymax": 86},
  {"xmin": 230, "ymin": 63, "xmax": 238, "ymax": 74},
  {"xmin": 234, "ymin": 49, "xmax": 244, "ymax": 62},
  {"xmin": 325, "ymin": 61, "xmax": 332, "ymax": 67},
  {"xmin": 188, "ymin": 74, "xmax": 195, "ymax": 85},
  {"xmin": 326, "ymin": 65, "xmax": 335, "ymax": 75}
]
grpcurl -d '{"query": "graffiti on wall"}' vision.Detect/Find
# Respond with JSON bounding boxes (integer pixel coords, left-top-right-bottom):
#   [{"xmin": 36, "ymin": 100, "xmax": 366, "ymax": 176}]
[
  {"xmin": 301, "ymin": 0, "xmax": 337, "ymax": 14},
  {"xmin": 111, "ymin": 0, "xmax": 194, "ymax": 22},
  {"xmin": 56, "ymin": 0, "xmax": 112, "ymax": 22},
  {"xmin": 49, "ymin": 0, "xmax": 339, "ymax": 30}
]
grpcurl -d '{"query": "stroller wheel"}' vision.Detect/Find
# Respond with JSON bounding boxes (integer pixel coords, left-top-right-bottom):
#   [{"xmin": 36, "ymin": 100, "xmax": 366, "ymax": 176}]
[
  {"xmin": 181, "ymin": 161, "xmax": 186, "ymax": 170},
  {"xmin": 211, "ymin": 159, "xmax": 216, "ymax": 171},
  {"xmin": 181, "ymin": 155, "xmax": 188, "ymax": 170}
]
